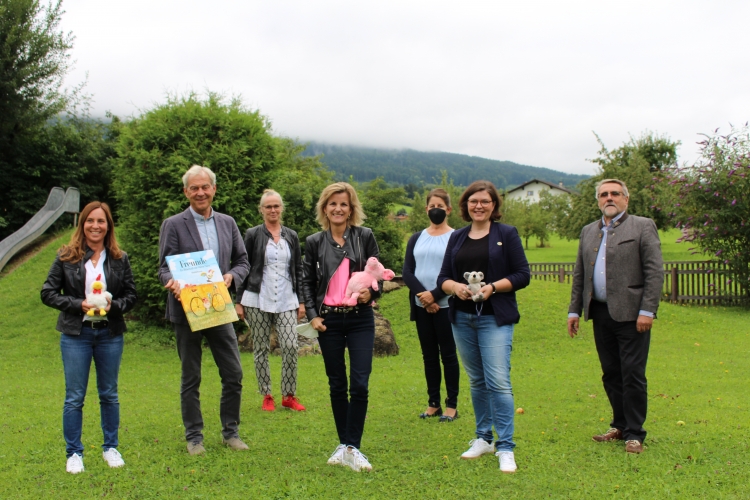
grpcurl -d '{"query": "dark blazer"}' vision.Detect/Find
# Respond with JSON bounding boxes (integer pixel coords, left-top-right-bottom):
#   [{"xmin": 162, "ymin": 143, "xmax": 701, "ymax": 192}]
[
  {"xmin": 158, "ymin": 208, "xmax": 250, "ymax": 324},
  {"xmin": 402, "ymin": 230, "xmax": 449, "ymax": 322},
  {"xmin": 235, "ymin": 224, "xmax": 303, "ymax": 303},
  {"xmin": 41, "ymin": 248, "xmax": 137, "ymax": 336},
  {"xmin": 437, "ymin": 223, "xmax": 530, "ymax": 326},
  {"xmin": 569, "ymin": 212, "xmax": 663, "ymax": 322},
  {"xmin": 301, "ymin": 226, "xmax": 380, "ymax": 321}
]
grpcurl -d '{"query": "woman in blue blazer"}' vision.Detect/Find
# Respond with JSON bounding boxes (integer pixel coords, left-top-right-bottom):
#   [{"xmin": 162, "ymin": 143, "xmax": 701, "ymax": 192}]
[{"xmin": 437, "ymin": 180, "xmax": 530, "ymax": 473}]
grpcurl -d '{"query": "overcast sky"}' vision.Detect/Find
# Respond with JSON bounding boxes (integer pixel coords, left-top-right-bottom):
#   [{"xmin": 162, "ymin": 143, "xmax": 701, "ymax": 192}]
[{"xmin": 60, "ymin": 0, "xmax": 749, "ymax": 175}]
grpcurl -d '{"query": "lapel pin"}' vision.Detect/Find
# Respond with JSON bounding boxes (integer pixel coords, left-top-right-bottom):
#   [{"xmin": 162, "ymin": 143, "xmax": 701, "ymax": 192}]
[{"xmin": 497, "ymin": 242, "xmax": 503, "ymax": 246}]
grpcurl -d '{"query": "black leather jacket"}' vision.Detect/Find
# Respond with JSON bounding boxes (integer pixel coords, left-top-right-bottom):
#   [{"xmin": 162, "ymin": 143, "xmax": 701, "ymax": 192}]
[
  {"xmin": 41, "ymin": 249, "xmax": 137, "ymax": 336},
  {"xmin": 302, "ymin": 226, "xmax": 381, "ymax": 321},
  {"xmin": 235, "ymin": 224, "xmax": 303, "ymax": 303}
]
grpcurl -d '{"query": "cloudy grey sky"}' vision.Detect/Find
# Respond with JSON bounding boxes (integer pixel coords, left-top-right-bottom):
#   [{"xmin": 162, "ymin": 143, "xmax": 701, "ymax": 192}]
[{"xmin": 60, "ymin": 0, "xmax": 749, "ymax": 175}]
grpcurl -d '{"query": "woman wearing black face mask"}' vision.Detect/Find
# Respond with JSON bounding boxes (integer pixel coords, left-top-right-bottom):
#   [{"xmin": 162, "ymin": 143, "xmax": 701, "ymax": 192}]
[{"xmin": 402, "ymin": 189, "xmax": 460, "ymax": 421}]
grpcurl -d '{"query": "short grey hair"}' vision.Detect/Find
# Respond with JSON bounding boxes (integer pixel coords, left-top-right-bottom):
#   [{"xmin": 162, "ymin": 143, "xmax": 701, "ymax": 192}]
[
  {"xmin": 182, "ymin": 165, "xmax": 216, "ymax": 188},
  {"xmin": 259, "ymin": 189, "xmax": 284, "ymax": 210},
  {"xmin": 595, "ymin": 178, "xmax": 629, "ymax": 199}
]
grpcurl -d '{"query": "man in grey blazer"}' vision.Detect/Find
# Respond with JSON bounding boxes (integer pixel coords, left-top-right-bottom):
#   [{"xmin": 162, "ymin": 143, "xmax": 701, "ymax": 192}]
[
  {"xmin": 567, "ymin": 178, "xmax": 663, "ymax": 454},
  {"xmin": 159, "ymin": 165, "xmax": 250, "ymax": 455}
]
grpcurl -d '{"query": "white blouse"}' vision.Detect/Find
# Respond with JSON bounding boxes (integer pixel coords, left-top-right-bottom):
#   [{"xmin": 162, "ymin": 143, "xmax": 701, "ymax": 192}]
[{"xmin": 240, "ymin": 237, "xmax": 299, "ymax": 313}]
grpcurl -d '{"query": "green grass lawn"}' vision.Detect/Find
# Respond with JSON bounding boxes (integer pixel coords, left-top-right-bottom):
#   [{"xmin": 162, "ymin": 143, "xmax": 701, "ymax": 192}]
[
  {"xmin": 523, "ymin": 229, "xmax": 704, "ymax": 263},
  {"xmin": 1, "ymin": 233, "xmax": 748, "ymax": 498}
]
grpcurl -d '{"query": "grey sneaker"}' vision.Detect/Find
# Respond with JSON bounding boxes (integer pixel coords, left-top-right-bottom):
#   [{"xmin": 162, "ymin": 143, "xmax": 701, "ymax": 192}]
[
  {"xmin": 187, "ymin": 441, "xmax": 206, "ymax": 455},
  {"xmin": 66, "ymin": 453, "xmax": 84, "ymax": 474},
  {"xmin": 342, "ymin": 446, "xmax": 372, "ymax": 472},
  {"xmin": 222, "ymin": 436, "xmax": 249, "ymax": 451},
  {"xmin": 496, "ymin": 451, "xmax": 517, "ymax": 473},
  {"xmin": 327, "ymin": 444, "xmax": 346, "ymax": 465},
  {"xmin": 460, "ymin": 439, "xmax": 494, "ymax": 459},
  {"xmin": 102, "ymin": 448, "xmax": 125, "ymax": 468}
]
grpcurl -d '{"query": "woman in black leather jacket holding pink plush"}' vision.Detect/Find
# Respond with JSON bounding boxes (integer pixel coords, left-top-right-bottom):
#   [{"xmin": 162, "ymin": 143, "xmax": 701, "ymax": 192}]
[{"xmin": 302, "ymin": 182, "xmax": 381, "ymax": 473}]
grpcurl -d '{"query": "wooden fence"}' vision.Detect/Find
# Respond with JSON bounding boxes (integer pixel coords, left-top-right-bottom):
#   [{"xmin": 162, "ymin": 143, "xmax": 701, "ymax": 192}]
[{"xmin": 529, "ymin": 261, "xmax": 747, "ymax": 305}]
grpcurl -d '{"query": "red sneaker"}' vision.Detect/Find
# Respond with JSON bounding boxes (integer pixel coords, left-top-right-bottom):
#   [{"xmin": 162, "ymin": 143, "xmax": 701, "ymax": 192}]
[
  {"xmin": 282, "ymin": 395, "xmax": 306, "ymax": 411},
  {"xmin": 262, "ymin": 394, "xmax": 275, "ymax": 411}
]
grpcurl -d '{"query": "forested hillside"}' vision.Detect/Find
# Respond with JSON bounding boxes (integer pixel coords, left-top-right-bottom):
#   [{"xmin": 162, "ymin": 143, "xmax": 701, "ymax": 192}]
[{"xmin": 302, "ymin": 142, "xmax": 589, "ymax": 189}]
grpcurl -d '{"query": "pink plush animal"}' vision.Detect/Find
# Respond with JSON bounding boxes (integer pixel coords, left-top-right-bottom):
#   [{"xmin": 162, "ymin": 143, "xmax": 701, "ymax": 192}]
[{"xmin": 344, "ymin": 257, "xmax": 395, "ymax": 306}]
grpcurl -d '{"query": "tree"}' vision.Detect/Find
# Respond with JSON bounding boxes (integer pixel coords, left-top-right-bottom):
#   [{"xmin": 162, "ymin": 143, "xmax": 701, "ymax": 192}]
[
  {"xmin": 668, "ymin": 125, "xmax": 750, "ymax": 298},
  {"xmin": 265, "ymin": 137, "xmax": 333, "ymax": 249},
  {"xmin": 358, "ymin": 177, "xmax": 407, "ymax": 272},
  {"xmin": 501, "ymin": 198, "xmax": 550, "ymax": 250},
  {"xmin": 112, "ymin": 92, "xmax": 326, "ymax": 322},
  {"xmin": 0, "ymin": 0, "xmax": 82, "ymax": 153},
  {"xmin": 557, "ymin": 132, "xmax": 680, "ymax": 240},
  {"xmin": 1, "ymin": 0, "xmax": 94, "ymax": 239}
]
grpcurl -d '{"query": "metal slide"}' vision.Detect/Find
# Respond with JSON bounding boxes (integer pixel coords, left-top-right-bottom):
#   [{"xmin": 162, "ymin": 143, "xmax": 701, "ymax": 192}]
[{"xmin": 0, "ymin": 187, "xmax": 80, "ymax": 273}]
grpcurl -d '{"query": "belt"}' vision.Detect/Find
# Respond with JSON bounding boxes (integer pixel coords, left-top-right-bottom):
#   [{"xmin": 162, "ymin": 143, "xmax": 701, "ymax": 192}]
[
  {"xmin": 320, "ymin": 304, "xmax": 367, "ymax": 315},
  {"xmin": 84, "ymin": 320, "xmax": 109, "ymax": 329}
]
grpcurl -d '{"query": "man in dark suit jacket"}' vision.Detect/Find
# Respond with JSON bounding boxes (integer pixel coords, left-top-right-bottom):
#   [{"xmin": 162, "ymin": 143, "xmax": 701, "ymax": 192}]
[
  {"xmin": 158, "ymin": 165, "xmax": 250, "ymax": 455},
  {"xmin": 567, "ymin": 178, "xmax": 663, "ymax": 454}
]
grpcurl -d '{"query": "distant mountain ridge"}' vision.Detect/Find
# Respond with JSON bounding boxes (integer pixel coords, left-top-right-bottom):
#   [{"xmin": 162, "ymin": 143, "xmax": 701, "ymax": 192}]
[{"xmin": 301, "ymin": 142, "xmax": 589, "ymax": 190}]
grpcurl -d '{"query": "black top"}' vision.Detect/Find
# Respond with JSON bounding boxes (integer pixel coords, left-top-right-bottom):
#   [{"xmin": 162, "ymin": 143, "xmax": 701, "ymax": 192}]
[{"xmin": 454, "ymin": 234, "xmax": 494, "ymax": 316}]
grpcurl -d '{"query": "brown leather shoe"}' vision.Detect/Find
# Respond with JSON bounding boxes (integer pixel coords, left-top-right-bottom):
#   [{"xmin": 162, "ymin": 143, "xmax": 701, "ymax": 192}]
[
  {"xmin": 625, "ymin": 440, "xmax": 643, "ymax": 454},
  {"xmin": 592, "ymin": 428, "xmax": 623, "ymax": 442}
]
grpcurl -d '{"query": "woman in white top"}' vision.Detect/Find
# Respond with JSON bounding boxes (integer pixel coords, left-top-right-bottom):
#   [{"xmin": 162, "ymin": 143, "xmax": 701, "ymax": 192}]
[
  {"xmin": 41, "ymin": 201, "xmax": 137, "ymax": 474},
  {"xmin": 235, "ymin": 190, "xmax": 306, "ymax": 411},
  {"xmin": 402, "ymin": 189, "xmax": 459, "ymax": 422}
]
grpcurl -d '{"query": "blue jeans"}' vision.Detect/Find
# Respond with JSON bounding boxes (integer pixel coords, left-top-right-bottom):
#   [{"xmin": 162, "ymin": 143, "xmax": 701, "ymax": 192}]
[
  {"xmin": 452, "ymin": 311, "xmax": 515, "ymax": 451},
  {"xmin": 60, "ymin": 326, "xmax": 123, "ymax": 458}
]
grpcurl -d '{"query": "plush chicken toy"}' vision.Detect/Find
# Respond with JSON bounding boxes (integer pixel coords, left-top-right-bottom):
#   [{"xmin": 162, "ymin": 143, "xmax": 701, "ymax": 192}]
[
  {"xmin": 86, "ymin": 273, "xmax": 112, "ymax": 317},
  {"xmin": 344, "ymin": 257, "xmax": 395, "ymax": 306}
]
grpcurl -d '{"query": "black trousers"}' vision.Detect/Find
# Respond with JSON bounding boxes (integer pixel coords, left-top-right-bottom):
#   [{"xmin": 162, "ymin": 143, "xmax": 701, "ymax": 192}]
[
  {"xmin": 174, "ymin": 322, "xmax": 243, "ymax": 443},
  {"xmin": 316, "ymin": 307, "xmax": 374, "ymax": 450},
  {"xmin": 590, "ymin": 300, "xmax": 650, "ymax": 442},
  {"xmin": 414, "ymin": 306, "xmax": 460, "ymax": 409}
]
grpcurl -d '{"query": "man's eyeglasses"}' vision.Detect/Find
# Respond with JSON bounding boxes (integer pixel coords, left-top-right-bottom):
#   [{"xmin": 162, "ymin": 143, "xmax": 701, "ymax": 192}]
[
  {"xmin": 468, "ymin": 199, "xmax": 493, "ymax": 207},
  {"xmin": 187, "ymin": 184, "xmax": 212, "ymax": 193},
  {"xmin": 598, "ymin": 191, "xmax": 624, "ymax": 199}
]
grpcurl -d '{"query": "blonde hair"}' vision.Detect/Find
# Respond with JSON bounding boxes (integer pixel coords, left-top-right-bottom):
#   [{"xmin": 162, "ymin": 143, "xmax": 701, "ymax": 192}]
[
  {"xmin": 258, "ymin": 189, "xmax": 283, "ymax": 210},
  {"xmin": 315, "ymin": 182, "xmax": 366, "ymax": 230},
  {"xmin": 58, "ymin": 201, "xmax": 123, "ymax": 262}
]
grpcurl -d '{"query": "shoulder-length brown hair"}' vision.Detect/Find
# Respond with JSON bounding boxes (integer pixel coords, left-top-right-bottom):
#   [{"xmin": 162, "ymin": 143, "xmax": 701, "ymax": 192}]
[
  {"xmin": 458, "ymin": 180, "xmax": 503, "ymax": 222},
  {"xmin": 58, "ymin": 201, "xmax": 123, "ymax": 262},
  {"xmin": 315, "ymin": 182, "xmax": 366, "ymax": 230}
]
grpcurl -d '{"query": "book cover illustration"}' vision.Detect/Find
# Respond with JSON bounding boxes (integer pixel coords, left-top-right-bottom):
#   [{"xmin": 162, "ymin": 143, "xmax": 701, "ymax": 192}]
[{"xmin": 165, "ymin": 250, "xmax": 239, "ymax": 331}]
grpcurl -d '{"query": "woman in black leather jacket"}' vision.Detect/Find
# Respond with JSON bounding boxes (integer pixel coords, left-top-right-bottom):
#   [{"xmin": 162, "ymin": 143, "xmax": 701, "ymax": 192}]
[
  {"xmin": 234, "ymin": 189, "xmax": 306, "ymax": 412},
  {"xmin": 41, "ymin": 201, "xmax": 137, "ymax": 474},
  {"xmin": 302, "ymin": 182, "xmax": 381, "ymax": 472}
]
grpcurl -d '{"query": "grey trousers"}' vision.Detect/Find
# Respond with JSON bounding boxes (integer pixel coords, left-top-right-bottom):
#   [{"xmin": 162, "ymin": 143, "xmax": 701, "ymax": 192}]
[{"xmin": 174, "ymin": 322, "xmax": 243, "ymax": 443}]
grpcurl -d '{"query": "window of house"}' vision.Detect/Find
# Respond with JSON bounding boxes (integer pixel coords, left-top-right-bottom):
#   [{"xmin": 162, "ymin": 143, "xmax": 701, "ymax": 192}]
[{"xmin": 527, "ymin": 190, "xmax": 534, "ymax": 197}]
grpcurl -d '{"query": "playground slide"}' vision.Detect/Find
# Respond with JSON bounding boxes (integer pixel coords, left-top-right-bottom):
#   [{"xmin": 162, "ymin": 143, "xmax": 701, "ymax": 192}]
[{"xmin": 0, "ymin": 187, "xmax": 80, "ymax": 273}]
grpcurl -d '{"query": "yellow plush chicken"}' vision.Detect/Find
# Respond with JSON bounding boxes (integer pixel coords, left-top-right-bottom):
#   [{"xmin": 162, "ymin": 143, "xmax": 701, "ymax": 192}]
[{"xmin": 86, "ymin": 274, "xmax": 112, "ymax": 317}]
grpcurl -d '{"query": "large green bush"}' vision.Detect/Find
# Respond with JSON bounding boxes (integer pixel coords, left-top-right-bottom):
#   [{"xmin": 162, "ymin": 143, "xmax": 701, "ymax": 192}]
[{"xmin": 112, "ymin": 92, "xmax": 327, "ymax": 323}]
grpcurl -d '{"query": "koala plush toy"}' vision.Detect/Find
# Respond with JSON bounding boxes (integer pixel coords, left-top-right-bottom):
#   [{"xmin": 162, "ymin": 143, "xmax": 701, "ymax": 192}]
[{"xmin": 463, "ymin": 271, "xmax": 486, "ymax": 302}]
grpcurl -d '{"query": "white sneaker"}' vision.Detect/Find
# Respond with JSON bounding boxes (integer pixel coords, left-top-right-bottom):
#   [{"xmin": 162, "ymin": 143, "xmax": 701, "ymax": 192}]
[
  {"xmin": 102, "ymin": 448, "xmax": 125, "ymax": 468},
  {"xmin": 66, "ymin": 453, "xmax": 84, "ymax": 474},
  {"xmin": 327, "ymin": 444, "xmax": 346, "ymax": 465},
  {"xmin": 460, "ymin": 439, "xmax": 494, "ymax": 459},
  {"xmin": 342, "ymin": 446, "xmax": 372, "ymax": 472},
  {"xmin": 496, "ymin": 451, "xmax": 517, "ymax": 473}
]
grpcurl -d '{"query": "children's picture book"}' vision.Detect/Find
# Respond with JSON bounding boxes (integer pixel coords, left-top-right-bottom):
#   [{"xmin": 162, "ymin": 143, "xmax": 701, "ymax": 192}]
[{"xmin": 165, "ymin": 250, "xmax": 238, "ymax": 331}]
